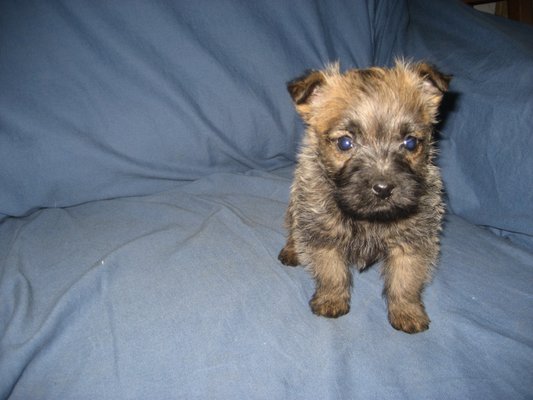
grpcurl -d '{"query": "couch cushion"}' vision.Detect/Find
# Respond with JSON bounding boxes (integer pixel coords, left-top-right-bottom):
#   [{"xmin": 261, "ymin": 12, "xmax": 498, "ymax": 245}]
[{"xmin": 1, "ymin": 170, "xmax": 531, "ymax": 399}]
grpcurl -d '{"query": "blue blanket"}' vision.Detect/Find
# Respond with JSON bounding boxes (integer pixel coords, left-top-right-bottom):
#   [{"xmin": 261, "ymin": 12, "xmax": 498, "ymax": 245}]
[{"xmin": 1, "ymin": 0, "xmax": 532, "ymax": 399}]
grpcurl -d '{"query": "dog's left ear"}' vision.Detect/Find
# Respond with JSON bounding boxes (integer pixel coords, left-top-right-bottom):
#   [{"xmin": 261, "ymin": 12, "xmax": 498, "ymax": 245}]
[{"xmin": 413, "ymin": 62, "xmax": 452, "ymax": 95}]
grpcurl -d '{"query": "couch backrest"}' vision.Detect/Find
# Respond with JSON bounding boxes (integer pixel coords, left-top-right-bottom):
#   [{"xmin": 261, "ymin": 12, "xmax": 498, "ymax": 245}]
[
  {"xmin": 3, "ymin": 0, "xmax": 532, "ymax": 250},
  {"xmin": 401, "ymin": 0, "xmax": 533, "ymax": 248},
  {"xmin": 0, "ymin": 0, "xmax": 398, "ymax": 218}
]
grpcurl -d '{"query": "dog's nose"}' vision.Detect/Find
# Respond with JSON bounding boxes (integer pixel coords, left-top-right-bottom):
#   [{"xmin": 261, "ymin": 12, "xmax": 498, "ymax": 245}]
[{"xmin": 372, "ymin": 182, "xmax": 394, "ymax": 199}]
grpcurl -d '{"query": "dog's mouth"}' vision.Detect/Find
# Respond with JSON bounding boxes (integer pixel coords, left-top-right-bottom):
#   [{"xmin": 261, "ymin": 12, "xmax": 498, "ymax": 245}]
[
  {"xmin": 335, "ymin": 194, "xmax": 419, "ymax": 222},
  {"xmin": 332, "ymin": 160, "xmax": 425, "ymax": 222},
  {"xmin": 333, "ymin": 179, "xmax": 422, "ymax": 222}
]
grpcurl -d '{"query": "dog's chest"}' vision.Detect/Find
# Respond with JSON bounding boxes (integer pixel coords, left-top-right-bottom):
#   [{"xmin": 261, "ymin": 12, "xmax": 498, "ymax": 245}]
[{"xmin": 344, "ymin": 221, "xmax": 389, "ymax": 270}]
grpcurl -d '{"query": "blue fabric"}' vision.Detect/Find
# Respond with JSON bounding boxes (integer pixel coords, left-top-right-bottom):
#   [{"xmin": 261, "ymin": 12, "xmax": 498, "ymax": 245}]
[
  {"xmin": 398, "ymin": 0, "xmax": 533, "ymax": 248},
  {"xmin": 1, "ymin": 170, "xmax": 532, "ymax": 399},
  {"xmin": 0, "ymin": 0, "xmax": 384, "ymax": 218},
  {"xmin": 1, "ymin": 1, "xmax": 533, "ymax": 399}
]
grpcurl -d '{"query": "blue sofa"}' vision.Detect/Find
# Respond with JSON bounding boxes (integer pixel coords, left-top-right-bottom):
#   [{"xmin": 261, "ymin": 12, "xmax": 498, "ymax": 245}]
[{"xmin": 1, "ymin": 1, "xmax": 532, "ymax": 398}]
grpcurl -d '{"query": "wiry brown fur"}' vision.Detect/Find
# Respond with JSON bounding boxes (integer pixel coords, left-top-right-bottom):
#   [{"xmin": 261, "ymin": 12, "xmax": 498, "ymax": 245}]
[{"xmin": 279, "ymin": 60, "xmax": 450, "ymax": 333}]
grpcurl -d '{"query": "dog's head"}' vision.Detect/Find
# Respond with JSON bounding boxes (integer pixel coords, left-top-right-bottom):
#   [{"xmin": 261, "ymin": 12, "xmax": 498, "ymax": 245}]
[{"xmin": 288, "ymin": 60, "xmax": 450, "ymax": 221}]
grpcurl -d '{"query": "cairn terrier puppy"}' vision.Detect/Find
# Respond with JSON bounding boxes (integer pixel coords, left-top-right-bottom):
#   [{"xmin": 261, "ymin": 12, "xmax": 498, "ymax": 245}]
[{"xmin": 279, "ymin": 60, "xmax": 450, "ymax": 333}]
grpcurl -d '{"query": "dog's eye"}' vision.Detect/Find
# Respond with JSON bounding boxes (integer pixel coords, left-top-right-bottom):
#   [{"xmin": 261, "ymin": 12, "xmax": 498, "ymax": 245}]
[
  {"xmin": 403, "ymin": 136, "xmax": 419, "ymax": 151},
  {"xmin": 337, "ymin": 136, "xmax": 354, "ymax": 151}
]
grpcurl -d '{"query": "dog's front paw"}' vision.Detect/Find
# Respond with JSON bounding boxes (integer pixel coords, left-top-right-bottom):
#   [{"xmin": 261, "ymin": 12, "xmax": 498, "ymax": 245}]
[
  {"xmin": 388, "ymin": 303, "xmax": 430, "ymax": 334},
  {"xmin": 310, "ymin": 294, "xmax": 350, "ymax": 318}
]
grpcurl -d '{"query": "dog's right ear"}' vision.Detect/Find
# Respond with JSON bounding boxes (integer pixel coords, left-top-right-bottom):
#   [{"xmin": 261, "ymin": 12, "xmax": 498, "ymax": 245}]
[
  {"xmin": 287, "ymin": 70, "xmax": 324, "ymax": 105},
  {"xmin": 287, "ymin": 70, "xmax": 325, "ymax": 122}
]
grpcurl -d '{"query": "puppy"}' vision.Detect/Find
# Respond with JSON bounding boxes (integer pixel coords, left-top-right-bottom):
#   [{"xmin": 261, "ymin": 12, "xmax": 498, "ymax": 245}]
[{"xmin": 279, "ymin": 60, "xmax": 450, "ymax": 333}]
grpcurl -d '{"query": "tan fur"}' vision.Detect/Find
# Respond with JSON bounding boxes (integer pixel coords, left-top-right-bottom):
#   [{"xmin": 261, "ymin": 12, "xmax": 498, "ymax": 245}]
[{"xmin": 279, "ymin": 61, "xmax": 450, "ymax": 333}]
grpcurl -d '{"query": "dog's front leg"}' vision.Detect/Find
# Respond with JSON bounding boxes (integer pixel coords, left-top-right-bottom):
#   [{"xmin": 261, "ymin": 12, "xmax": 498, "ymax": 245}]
[
  {"xmin": 382, "ymin": 246, "xmax": 432, "ymax": 333},
  {"xmin": 308, "ymin": 247, "xmax": 352, "ymax": 318}
]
